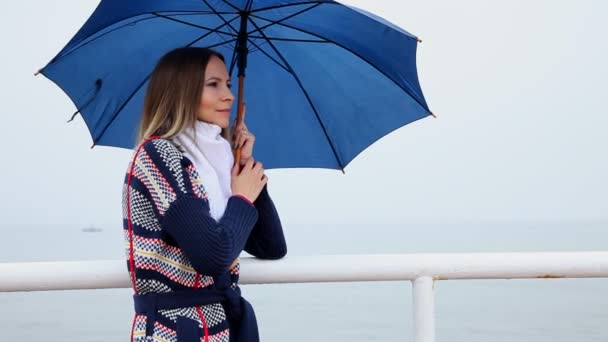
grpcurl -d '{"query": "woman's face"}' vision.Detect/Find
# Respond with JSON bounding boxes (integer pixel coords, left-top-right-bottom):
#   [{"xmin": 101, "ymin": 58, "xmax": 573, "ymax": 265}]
[{"xmin": 197, "ymin": 55, "xmax": 234, "ymax": 128}]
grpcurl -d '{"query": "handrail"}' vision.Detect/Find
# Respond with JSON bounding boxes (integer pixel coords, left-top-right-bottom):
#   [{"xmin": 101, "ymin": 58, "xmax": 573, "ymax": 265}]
[
  {"xmin": 1, "ymin": 252, "xmax": 607, "ymax": 292},
  {"xmin": 2, "ymin": 252, "xmax": 607, "ymax": 342}
]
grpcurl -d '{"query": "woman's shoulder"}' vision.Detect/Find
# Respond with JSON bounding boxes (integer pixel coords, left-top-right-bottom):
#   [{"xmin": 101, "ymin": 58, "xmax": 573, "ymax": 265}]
[
  {"xmin": 132, "ymin": 137, "xmax": 192, "ymax": 175},
  {"xmin": 131, "ymin": 137, "xmax": 192, "ymax": 194},
  {"xmin": 136, "ymin": 137, "xmax": 184, "ymax": 162}
]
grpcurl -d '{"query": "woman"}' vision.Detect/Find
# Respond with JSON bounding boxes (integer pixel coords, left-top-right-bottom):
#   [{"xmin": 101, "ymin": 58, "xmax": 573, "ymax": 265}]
[{"xmin": 123, "ymin": 47, "xmax": 287, "ymax": 342}]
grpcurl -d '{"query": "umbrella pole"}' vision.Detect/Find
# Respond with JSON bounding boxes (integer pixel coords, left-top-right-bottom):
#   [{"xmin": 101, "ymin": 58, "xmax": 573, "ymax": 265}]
[
  {"xmin": 234, "ymin": 12, "xmax": 250, "ymax": 168},
  {"xmin": 234, "ymin": 75, "xmax": 245, "ymax": 166}
]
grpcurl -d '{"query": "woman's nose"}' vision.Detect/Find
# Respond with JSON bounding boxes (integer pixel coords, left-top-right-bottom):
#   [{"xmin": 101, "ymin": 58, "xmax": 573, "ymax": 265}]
[{"xmin": 224, "ymin": 87, "xmax": 235, "ymax": 101}]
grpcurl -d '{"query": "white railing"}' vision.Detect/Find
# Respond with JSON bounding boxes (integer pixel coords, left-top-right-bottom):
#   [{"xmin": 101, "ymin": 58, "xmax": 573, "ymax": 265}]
[{"xmin": 2, "ymin": 252, "xmax": 608, "ymax": 342}]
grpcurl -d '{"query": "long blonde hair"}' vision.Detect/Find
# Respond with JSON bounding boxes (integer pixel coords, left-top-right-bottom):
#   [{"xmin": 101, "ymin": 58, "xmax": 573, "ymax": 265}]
[{"xmin": 137, "ymin": 47, "xmax": 227, "ymax": 144}]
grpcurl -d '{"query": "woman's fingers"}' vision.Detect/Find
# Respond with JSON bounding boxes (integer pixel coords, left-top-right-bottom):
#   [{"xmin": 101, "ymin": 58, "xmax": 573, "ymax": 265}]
[
  {"xmin": 241, "ymin": 133, "xmax": 255, "ymax": 148},
  {"xmin": 232, "ymin": 128, "xmax": 255, "ymax": 148},
  {"xmin": 245, "ymin": 157, "xmax": 255, "ymax": 169},
  {"xmin": 235, "ymin": 130, "xmax": 255, "ymax": 149},
  {"xmin": 253, "ymin": 161, "xmax": 263, "ymax": 174},
  {"xmin": 236, "ymin": 133, "xmax": 245, "ymax": 149},
  {"xmin": 231, "ymin": 107, "xmax": 247, "ymax": 136},
  {"xmin": 240, "ymin": 160, "xmax": 264, "ymax": 177}
]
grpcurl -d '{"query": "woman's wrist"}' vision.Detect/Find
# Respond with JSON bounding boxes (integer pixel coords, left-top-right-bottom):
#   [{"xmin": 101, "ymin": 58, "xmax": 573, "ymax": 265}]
[{"xmin": 233, "ymin": 194, "xmax": 254, "ymax": 206}]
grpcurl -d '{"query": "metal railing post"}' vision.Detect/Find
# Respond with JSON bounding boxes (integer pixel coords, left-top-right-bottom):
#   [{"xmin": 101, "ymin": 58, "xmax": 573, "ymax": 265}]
[{"xmin": 413, "ymin": 276, "xmax": 435, "ymax": 342}]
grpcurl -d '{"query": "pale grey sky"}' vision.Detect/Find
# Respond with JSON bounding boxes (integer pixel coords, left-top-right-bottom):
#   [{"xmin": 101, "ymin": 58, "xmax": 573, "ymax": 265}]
[{"xmin": 1, "ymin": 1, "xmax": 606, "ymax": 228}]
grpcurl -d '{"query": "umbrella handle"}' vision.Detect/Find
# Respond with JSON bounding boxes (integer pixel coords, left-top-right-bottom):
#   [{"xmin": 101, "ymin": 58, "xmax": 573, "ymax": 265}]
[{"xmin": 234, "ymin": 75, "xmax": 245, "ymax": 167}]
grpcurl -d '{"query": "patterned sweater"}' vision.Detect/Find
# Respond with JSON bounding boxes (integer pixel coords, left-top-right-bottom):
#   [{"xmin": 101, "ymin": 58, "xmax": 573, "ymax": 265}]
[{"xmin": 123, "ymin": 138, "xmax": 287, "ymax": 342}]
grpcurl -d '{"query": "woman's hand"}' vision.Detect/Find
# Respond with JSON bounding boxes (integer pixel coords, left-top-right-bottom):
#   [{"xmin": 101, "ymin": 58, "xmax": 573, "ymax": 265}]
[
  {"xmin": 231, "ymin": 105, "xmax": 255, "ymax": 167},
  {"xmin": 231, "ymin": 158, "xmax": 268, "ymax": 203}
]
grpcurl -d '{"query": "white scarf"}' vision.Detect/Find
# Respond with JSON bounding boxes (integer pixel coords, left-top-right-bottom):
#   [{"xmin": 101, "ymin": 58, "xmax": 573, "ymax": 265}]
[{"xmin": 173, "ymin": 120, "xmax": 234, "ymax": 221}]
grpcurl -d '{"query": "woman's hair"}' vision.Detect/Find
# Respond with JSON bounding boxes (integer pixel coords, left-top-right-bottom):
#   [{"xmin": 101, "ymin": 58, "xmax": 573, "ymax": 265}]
[{"xmin": 137, "ymin": 47, "xmax": 226, "ymax": 144}]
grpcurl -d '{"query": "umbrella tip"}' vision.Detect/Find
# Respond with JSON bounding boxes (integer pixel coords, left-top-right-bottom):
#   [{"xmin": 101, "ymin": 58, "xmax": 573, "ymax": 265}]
[
  {"xmin": 90, "ymin": 142, "xmax": 96, "ymax": 149},
  {"xmin": 67, "ymin": 111, "xmax": 80, "ymax": 123},
  {"xmin": 430, "ymin": 112, "xmax": 437, "ymax": 118},
  {"xmin": 341, "ymin": 168, "xmax": 346, "ymax": 175},
  {"xmin": 34, "ymin": 68, "xmax": 42, "ymax": 76},
  {"xmin": 417, "ymin": 37, "xmax": 423, "ymax": 43}
]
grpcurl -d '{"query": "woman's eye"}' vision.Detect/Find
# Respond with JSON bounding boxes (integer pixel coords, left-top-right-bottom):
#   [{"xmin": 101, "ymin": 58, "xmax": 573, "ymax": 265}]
[
  {"xmin": 207, "ymin": 82, "xmax": 218, "ymax": 87},
  {"xmin": 227, "ymin": 84, "xmax": 232, "ymax": 89}
]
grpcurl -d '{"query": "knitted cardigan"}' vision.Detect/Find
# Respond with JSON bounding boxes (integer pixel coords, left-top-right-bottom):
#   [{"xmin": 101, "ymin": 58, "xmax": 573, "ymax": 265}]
[{"xmin": 123, "ymin": 138, "xmax": 287, "ymax": 342}]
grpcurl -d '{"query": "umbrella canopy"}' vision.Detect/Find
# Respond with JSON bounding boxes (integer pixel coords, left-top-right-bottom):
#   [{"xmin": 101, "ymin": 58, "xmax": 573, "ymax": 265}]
[{"xmin": 40, "ymin": 0, "xmax": 431, "ymax": 170}]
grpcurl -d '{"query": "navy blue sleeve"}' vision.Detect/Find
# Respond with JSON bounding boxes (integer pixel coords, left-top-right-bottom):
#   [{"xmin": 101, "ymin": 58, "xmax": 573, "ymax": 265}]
[
  {"xmin": 244, "ymin": 185, "xmax": 287, "ymax": 259},
  {"xmin": 162, "ymin": 194, "xmax": 259, "ymax": 277},
  {"xmin": 138, "ymin": 139, "xmax": 260, "ymax": 277}
]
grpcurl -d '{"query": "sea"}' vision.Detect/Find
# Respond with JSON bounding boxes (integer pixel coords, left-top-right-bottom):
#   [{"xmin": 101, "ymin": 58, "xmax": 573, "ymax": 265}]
[{"xmin": 1, "ymin": 221, "xmax": 607, "ymax": 341}]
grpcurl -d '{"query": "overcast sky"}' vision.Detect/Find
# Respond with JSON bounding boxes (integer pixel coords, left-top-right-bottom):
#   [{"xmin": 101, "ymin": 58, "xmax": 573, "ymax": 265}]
[{"xmin": 1, "ymin": 1, "xmax": 606, "ymax": 229}]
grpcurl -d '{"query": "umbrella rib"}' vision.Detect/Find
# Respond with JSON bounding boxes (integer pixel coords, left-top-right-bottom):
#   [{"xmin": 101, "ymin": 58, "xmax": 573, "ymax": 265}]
[
  {"xmin": 246, "ymin": 17, "xmax": 345, "ymax": 171},
  {"xmin": 160, "ymin": 10, "xmax": 236, "ymax": 15},
  {"xmin": 248, "ymin": 36, "xmax": 328, "ymax": 43},
  {"xmin": 246, "ymin": 3, "xmax": 322, "ymax": 37},
  {"xmin": 199, "ymin": 0, "xmax": 242, "ymax": 79},
  {"xmin": 152, "ymin": 12, "xmax": 238, "ymax": 37},
  {"xmin": 91, "ymin": 21, "xmax": 240, "ymax": 146},
  {"xmin": 200, "ymin": 0, "xmax": 240, "ymax": 35},
  {"xmin": 251, "ymin": 1, "xmax": 333, "ymax": 13},
  {"xmin": 245, "ymin": 37, "xmax": 290, "ymax": 73},
  {"xmin": 248, "ymin": 15, "xmax": 428, "ymax": 112},
  {"xmin": 219, "ymin": 1, "xmax": 324, "ymax": 76},
  {"xmin": 239, "ymin": 2, "xmax": 324, "ymax": 72}
]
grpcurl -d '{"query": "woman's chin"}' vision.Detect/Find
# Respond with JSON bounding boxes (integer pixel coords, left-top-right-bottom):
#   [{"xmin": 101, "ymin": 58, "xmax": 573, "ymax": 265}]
[
  {"xmin": 218, "ymin": 119, "xmax": 230, "ymax": 129},
  {"xmin": 204, "ymin": 118, "xmax": 229, "ymax": 128}
]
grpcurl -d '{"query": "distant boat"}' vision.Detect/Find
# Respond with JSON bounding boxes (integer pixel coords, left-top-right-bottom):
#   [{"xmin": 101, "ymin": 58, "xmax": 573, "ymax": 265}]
[{"xmin": 81, "ymin": 225, "xmax": 103, "ymax": 233}]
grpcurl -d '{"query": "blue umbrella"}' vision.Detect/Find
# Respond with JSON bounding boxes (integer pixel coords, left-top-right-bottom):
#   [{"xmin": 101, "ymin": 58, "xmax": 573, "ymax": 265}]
[{"xmin": 39, "ymin": 0, "xmax": 432, "ymax": 171}]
